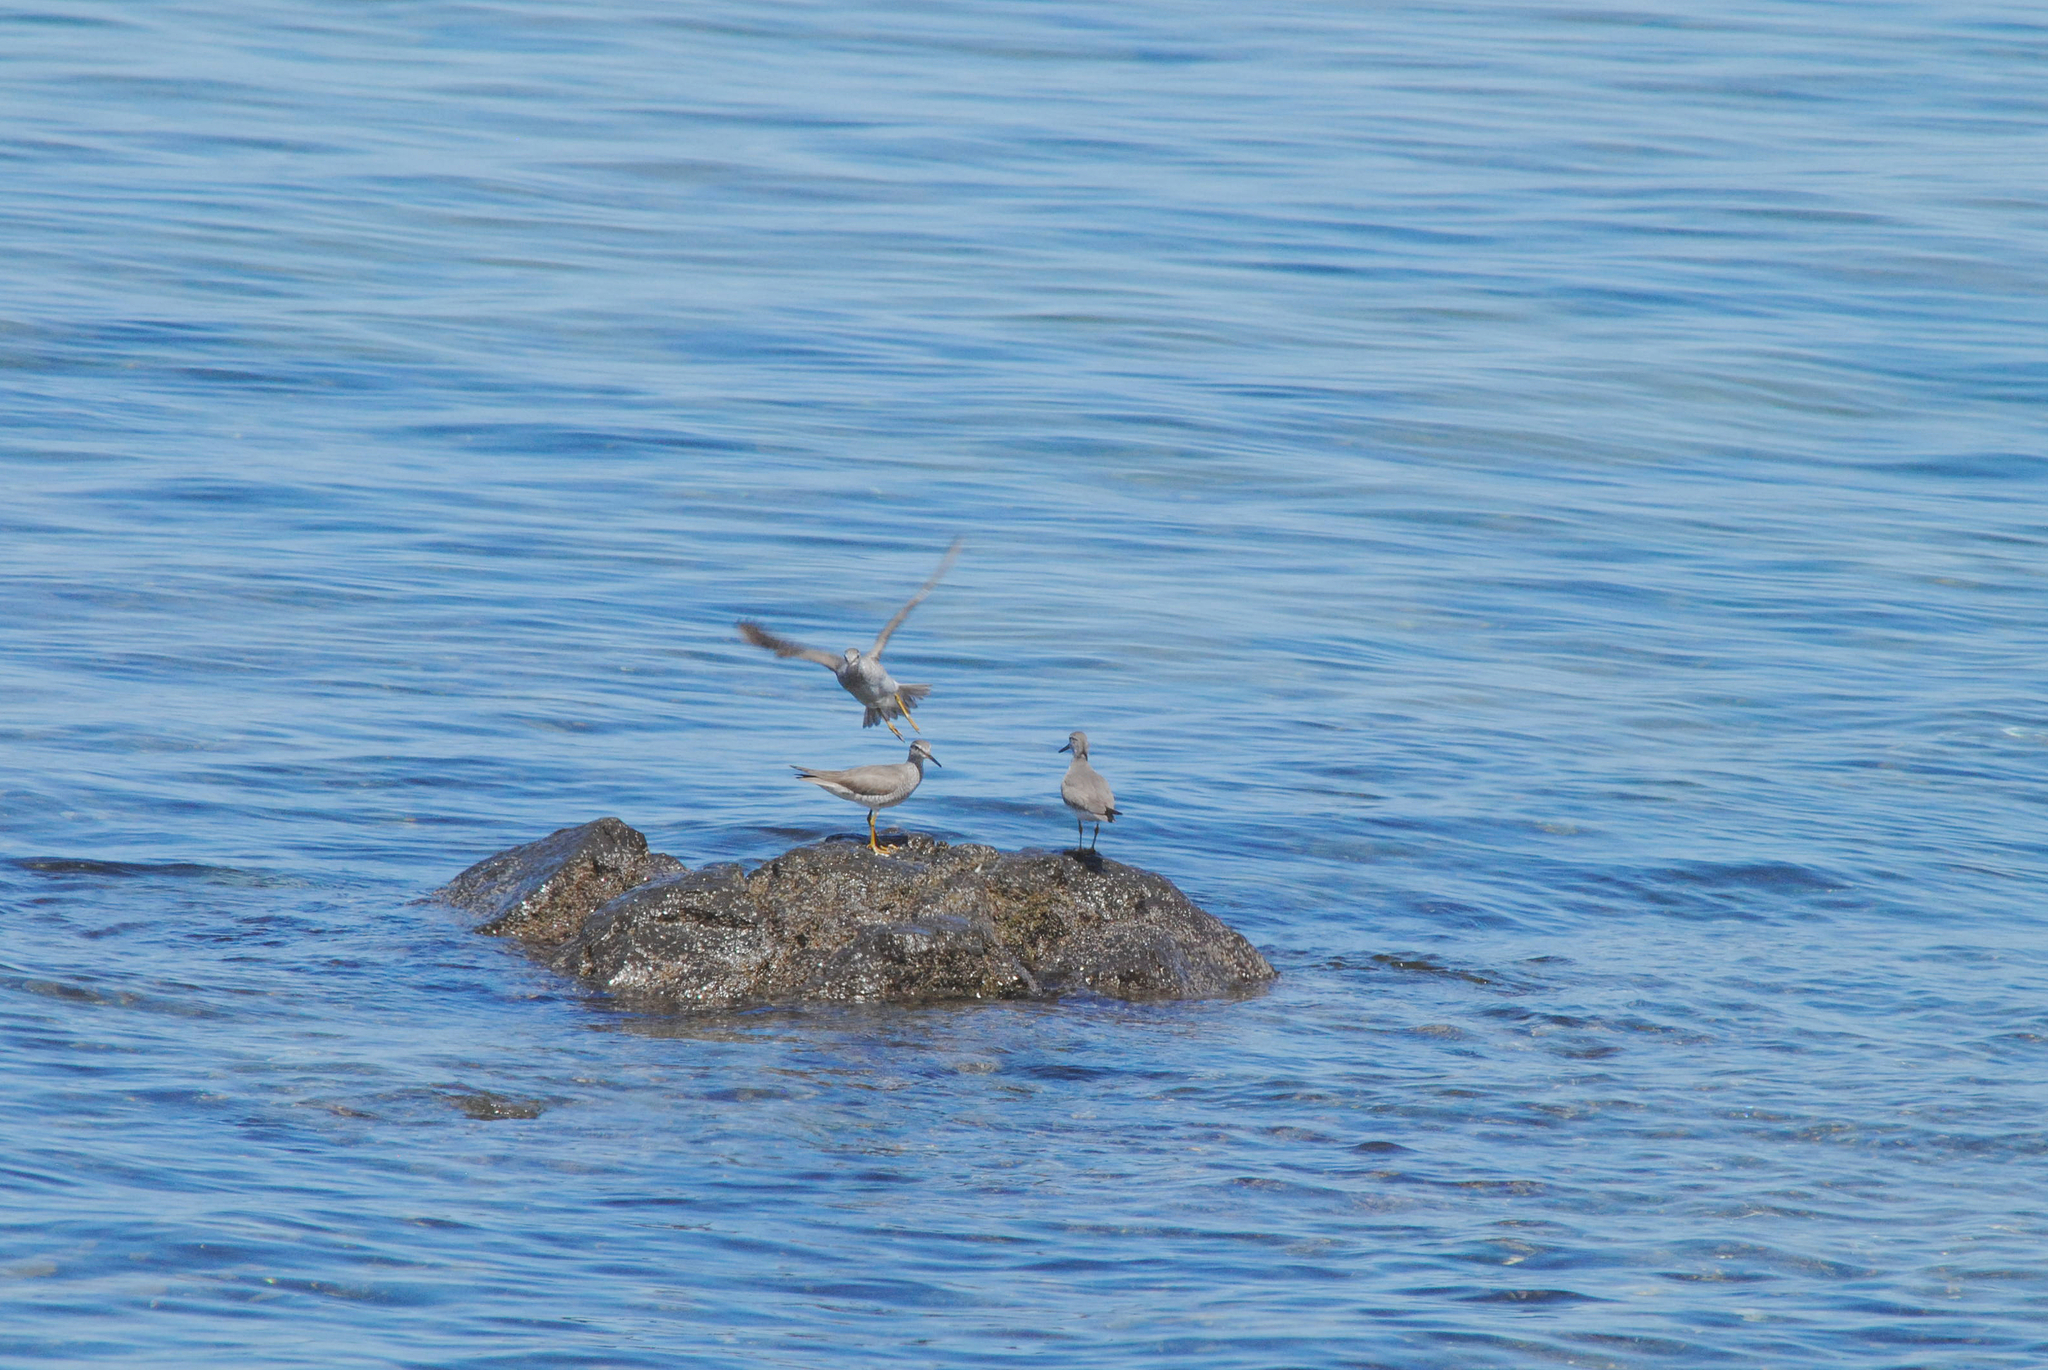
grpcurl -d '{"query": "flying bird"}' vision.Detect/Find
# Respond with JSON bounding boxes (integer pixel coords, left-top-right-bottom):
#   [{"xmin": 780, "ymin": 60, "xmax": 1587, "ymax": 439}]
[{"xmin": 738, "ymin": 538, "xmax": 962, "ymax": 738}]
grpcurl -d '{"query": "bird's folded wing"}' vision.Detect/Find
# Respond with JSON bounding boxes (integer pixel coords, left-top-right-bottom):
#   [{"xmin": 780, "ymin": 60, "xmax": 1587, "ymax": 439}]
[
  {"xmin": 738, "ymin": 621, "xmax": 842, "ymax": 668},
  {"xmin": 1064, "ymin": 772, "xmax": 1116, "ymax": 813},
  {"xmin": 816, "ymin": 764, "xmax": 906, "ymax": 797},
  {"xmin": 868, "ymin": 537, "xmax": 963, "ymax": 657}
]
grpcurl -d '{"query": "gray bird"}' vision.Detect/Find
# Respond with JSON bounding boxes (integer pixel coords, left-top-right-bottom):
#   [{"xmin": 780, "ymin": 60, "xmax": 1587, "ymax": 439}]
[
  {"xmin": 738, "ymin": 538, "xmax": 963, "ymax": 739},
  {"xmin": 1058, "ymin": 731, "xmax": 1119, "ymax": 851},
  {"xmin": 794, "ymin": 739, "xmax": 941, "ymax": 853}
]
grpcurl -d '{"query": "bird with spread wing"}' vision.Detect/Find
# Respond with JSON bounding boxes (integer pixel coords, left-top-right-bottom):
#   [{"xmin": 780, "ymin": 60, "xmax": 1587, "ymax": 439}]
[{"xmin": 737, "ymin": 538, "xmax": 962, "ymax": 738}]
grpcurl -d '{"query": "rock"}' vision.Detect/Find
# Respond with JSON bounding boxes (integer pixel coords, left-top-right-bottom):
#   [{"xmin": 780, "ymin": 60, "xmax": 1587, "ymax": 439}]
[
  {"xmin": 442, "ymin": 1090, "xmax": 549, "ymax": 1121},
  {"xmin": 434, "ymin": 820, "xmax": 1276, "ymax": 1010},
  {"xmin": 431, "ymin": 817, "xmax": 685, "ymax": 946}
]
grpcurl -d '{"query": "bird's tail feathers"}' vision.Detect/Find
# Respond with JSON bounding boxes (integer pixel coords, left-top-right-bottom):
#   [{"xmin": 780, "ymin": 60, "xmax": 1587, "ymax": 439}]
[
  {"xmin": 1105, "ymin": 807, "xmax": 1121, "ymax": 822},
  {"xmin": 861, "ymin": 703, "xmax": 893, "ymax": 728},
  {"xmin": 895, "ymin": 682, "xmax": 932, "ymax": 705}
]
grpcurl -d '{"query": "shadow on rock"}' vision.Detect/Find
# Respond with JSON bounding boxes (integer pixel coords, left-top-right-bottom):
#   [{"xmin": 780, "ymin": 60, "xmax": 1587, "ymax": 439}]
[{"xmin": 432, "ymin": 819, "xmax": 1276, "ymax": 1011}]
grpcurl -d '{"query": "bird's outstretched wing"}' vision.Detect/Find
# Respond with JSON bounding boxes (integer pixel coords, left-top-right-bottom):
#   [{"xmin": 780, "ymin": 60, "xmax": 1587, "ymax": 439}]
[
  {"xmin": 738, "ymin": 621, "xmax": 842, "ymax": 669},
  {"xmin": 868, "ymin": 537, "xmax": 963, "ymax": 658}
]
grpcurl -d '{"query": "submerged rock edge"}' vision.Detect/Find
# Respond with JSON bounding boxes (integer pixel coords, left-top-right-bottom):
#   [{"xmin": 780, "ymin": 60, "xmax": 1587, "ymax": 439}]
[{"xmin": 431, "ymin": 817, "xmax": 1277, "ymax": 1010}]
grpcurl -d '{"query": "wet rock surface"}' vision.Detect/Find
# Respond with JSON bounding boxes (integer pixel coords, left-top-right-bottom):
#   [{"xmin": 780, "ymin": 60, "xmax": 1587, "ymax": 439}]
[
  {"xmin": 432, "ymin": 819, "xmax": 1276, "ymax": 1010},
  {"xmin": 431, "ymin": 816, "xmax": 685, "ymax": 946}
]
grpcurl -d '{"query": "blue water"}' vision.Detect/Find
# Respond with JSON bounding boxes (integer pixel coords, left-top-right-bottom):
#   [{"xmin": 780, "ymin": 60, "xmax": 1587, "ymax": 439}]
[{"xmin": 5, "ymin": 1, "xmax": 2047, "ymax": 1364}]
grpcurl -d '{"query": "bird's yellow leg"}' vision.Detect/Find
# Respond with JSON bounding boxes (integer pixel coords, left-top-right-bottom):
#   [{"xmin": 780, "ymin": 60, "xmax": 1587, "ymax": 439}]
[
  {"xmin": 883, "ymin": 716, "xmax": 905, "ymax": 740},
  {"xmin": 896, "ymin": 694, "xmax": 922, "ymax": 734},
  {"xmin": 868, "ymin": 809, "xmax": 881, "ymax": 853}
]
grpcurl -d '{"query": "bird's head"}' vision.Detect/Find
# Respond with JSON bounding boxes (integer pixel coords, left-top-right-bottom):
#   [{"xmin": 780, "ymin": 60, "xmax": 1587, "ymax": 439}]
[
  {"xmin": 909, "ymin": 739, "xmax": 940, "ymax": 766},
  {"xmin": 842, "ymin": 647, "xmax": 862, "ymax": 664},
  {"xmin": 1059, "ymin": 731, "xmax": 1088, "ymax": 757}
]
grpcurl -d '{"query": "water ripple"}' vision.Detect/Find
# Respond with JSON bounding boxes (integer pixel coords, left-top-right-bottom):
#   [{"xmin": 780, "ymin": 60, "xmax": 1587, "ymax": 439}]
[{"xmin": 3, "ymin": 0, "xmax": 2048, "ymax": 1365}]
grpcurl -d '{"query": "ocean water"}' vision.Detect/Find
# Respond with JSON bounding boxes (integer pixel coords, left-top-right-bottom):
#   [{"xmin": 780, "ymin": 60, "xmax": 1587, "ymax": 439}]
[{"xmin": 4, "ymin": 0, "xmax": 2047, "ymax": 1364}]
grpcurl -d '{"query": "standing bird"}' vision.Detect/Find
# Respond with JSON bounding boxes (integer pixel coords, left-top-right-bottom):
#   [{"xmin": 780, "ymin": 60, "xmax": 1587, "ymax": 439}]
[
  {"xmin": 738, "ymin": 538, "xmax": 963, "ymax": 739},
  {"xmin": 1058, "ymin": 731, "xmax": 1119, "ymax": 851},
  {"xmin": 793, "ymin": 739, "xmax": 940, "ymax": 853}
]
